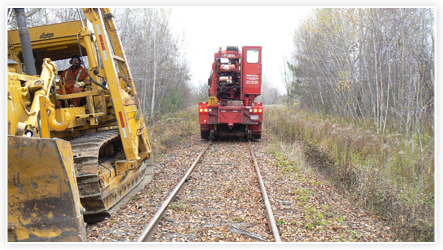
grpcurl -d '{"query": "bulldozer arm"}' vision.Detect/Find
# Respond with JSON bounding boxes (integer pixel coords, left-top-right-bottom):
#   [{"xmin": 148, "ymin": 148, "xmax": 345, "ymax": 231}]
[{"xmin": 8, "ymin": 136, "xmax": 86, "ymax": 242}]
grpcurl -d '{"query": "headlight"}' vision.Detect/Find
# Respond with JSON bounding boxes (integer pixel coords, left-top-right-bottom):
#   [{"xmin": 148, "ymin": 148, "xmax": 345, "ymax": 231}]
[{"xmin": 54, "ymin": 75, "xmax": 61, "ymax": 84}]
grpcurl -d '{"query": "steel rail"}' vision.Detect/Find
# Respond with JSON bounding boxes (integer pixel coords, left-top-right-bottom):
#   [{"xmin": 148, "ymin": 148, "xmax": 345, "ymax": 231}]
[
  {"xmin": 248, "ymin": 140, "xmax": 282, "ymax": 242},
  {"xmin": 136, "ymin": 140, "xmax": 212, "ymax": 242}
]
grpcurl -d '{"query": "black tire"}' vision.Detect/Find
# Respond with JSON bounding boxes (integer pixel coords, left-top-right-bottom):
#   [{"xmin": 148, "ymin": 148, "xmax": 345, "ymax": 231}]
[{"xmin": 252, "ymin": 134, "xmax": 261, "ymax": 139}]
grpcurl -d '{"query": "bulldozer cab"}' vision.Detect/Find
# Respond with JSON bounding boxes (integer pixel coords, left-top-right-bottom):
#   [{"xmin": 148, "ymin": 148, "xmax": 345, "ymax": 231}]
[
  {"xmin": 8, "ymin": 20, "xmax": 88, "ymax": 75},
  {"xmin": 8, "ymin": 16, "xmax": 133, "ymax": 138}
]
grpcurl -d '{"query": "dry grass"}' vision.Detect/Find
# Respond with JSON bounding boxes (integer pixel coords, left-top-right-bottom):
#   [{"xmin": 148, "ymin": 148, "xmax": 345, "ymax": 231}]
[
  {"xmin": 264, "ymin": 105, "xmax": 434, "ymax": 242},
  {"xmin": 147, "ymin": 105, "xmax": 199, "ymax": 157}
]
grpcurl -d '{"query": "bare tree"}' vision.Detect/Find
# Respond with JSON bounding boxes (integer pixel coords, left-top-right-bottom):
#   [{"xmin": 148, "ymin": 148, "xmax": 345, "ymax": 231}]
[
  {"xmin": 113, "ymin": 8, "xmax": 191, "ymax": 118},
  {"xmin": 256, "ymin": 74, "xmax": 281, "ymax": 105},
  {"xmin": 290, "ymin": 8, "xmax": 434, "ymax": 135}
]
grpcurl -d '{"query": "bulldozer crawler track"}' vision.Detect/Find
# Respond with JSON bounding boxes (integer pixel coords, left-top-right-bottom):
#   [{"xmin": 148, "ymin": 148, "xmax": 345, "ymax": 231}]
[{"xmin": 70, "ymin": 129, "xmax": 146, "ymax": 223}]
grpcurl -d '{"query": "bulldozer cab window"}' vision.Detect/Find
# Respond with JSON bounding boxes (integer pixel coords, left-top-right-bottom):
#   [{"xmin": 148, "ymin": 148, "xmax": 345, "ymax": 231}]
[
  {"xmin": 246, "ymin": 49, "xmax": 259, "ymax": 64},
  {"xmin": 53, "ymin": 56, "xmax": 89, "ymax": 74}
]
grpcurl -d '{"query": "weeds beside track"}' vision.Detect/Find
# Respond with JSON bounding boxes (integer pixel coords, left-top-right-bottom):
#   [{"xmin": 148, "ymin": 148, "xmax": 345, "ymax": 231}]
[{"xmin": 264, "ymin": 105, "xmax": 434, "ymax": 241}]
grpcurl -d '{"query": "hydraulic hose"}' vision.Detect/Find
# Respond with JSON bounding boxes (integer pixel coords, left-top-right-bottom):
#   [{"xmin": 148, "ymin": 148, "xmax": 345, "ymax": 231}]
[{"xmin": 76, "ymin": 33, "xmax": 108, "ymax": 90}]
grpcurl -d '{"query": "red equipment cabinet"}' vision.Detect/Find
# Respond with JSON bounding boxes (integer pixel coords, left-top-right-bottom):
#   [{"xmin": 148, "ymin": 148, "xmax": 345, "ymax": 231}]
[{"xmin": 199, "ymin": 46, "xmax": 263, "ymax": 140}]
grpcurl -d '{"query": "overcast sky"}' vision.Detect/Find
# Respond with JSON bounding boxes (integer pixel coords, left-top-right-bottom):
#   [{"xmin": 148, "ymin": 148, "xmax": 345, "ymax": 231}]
[{"xmin": 169, "ymin": 6, "xmax": 312, "ymax": 94}]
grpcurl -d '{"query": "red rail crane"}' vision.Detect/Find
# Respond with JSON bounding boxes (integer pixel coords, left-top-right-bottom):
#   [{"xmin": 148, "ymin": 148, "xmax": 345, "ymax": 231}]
[{"xmin": 199, "ymin": 46, "xmax": 263, "ymax": 140}]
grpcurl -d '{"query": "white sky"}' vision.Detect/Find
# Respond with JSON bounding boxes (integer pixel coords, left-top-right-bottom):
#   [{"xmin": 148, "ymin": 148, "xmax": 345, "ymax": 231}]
[{"xmin": 169, "ymin": 6, "xmax": 312, "ymax": 94}]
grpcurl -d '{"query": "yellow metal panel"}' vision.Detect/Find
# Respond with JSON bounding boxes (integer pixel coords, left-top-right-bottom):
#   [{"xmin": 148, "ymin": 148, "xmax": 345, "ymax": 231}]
[
  {"xmin": 8, "ymin": 136, "xmax": 85, "ymax": 242},
  {"xmin": 8, "ymin": 85, "xmax": 29, "ymax": 136},
  {"xmin": 8, "ymin": 20, "xmax": 84, "ymax": 46},
  {"xmin": 39, "ymin": 96, "xmax": 50, "ymax": 138}
]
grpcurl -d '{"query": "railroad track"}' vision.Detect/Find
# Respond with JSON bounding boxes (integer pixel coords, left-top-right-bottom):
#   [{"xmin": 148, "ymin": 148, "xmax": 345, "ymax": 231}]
[{"xmin": 136, "ymin": 140, "xmax": 281, "ymax": 242}]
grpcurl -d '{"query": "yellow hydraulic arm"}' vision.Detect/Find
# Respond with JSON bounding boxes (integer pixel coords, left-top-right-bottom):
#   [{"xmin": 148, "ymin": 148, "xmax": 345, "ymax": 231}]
[{"xmin": 82, "ymin": 8, "xmax": 151, "ymax": 165}]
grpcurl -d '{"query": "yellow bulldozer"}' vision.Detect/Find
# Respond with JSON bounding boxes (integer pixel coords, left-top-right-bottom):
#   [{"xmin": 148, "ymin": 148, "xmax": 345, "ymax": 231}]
[{"xmin": 7, "ymin": 8, "xmax": 152, "ymax": 242}]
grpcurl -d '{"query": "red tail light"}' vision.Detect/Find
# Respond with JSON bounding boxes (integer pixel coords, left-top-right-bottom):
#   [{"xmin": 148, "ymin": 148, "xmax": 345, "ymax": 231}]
[
  {"xmin": 199, "ymin": 107, "xmax": 209, "ymax": 113},
  {"xmin": 251, "ymin": 107, "xmax": 263, "ymax": 114}
]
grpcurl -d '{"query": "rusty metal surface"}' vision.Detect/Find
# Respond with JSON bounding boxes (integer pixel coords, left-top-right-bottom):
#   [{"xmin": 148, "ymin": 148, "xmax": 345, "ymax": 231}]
[
  {"xmin": 249, "ymin": 140, "xmax": 281, "ymax": 242},
  {"xmin": 137, "ymin": 140, "xmax": 212, "ymax": 242},
  {"xmin": 137, "ymin": 139, "xmax": 281, "ymax": 242}
]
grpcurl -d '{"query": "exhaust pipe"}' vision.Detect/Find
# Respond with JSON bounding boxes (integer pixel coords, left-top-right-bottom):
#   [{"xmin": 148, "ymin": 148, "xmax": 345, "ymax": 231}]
[{"xmin": 15, "ymin": 8, "xmax": 37, "ymax": 75}]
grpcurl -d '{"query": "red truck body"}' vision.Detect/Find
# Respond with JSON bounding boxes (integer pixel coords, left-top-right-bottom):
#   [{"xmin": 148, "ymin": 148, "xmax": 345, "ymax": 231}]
[{"xmin": 199, "ymin": 46, "xmax": 263, "ymax": 140}]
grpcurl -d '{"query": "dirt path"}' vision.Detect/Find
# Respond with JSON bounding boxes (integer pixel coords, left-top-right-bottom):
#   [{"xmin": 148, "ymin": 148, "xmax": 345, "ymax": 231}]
[{"xmin": 86, "ymin": 132, "xmax": 392, "ymax": 242}]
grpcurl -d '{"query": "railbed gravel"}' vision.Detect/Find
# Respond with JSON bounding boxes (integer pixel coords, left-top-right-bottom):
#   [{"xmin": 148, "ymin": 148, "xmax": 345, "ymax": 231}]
[{"xmin": 86, "ymin": 132, "xmax": 392, "ymax": 242}]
